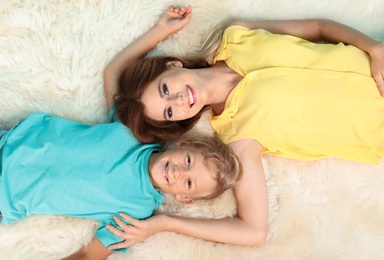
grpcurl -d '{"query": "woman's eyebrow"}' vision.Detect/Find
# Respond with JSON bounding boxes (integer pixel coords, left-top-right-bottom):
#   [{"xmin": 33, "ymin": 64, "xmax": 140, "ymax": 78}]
[
  {"xmin": 163, "ymin": 109, "xmax": 167, "ymax": 120},
  {"xmin": 158, "ymin": 84, "xmax": 163, "ymax": 98}
]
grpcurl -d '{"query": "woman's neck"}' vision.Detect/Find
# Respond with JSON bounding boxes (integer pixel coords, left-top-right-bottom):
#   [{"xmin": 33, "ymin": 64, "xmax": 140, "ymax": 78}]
[{"xmin": 203, "ymin": 61, "xmax": 242, "ymax": 115}]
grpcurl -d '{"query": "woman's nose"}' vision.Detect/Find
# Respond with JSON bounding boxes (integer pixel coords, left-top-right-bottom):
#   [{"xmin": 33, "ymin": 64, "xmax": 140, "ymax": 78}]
[{"xmin": 169, "ymin": 92, "xmax": 183, "ymax": 105}]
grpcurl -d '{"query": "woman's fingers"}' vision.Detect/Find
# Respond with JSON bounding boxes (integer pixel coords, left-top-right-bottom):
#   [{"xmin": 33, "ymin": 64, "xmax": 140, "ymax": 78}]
[{"xmin": 119, "ymin": 212, "xmax": 139, "ymax": 227}]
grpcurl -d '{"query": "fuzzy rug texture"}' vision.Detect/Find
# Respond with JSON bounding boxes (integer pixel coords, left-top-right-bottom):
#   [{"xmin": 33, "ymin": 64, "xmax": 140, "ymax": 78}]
[{"xmin": 1, "ymin": 0, "xmax": 384, "ymax": 259}]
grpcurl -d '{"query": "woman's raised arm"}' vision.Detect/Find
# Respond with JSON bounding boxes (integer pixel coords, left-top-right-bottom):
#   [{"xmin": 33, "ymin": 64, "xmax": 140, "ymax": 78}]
[
  {"xmin": 103, "ymin": 5, "xmax": 193, "ymax": 108},
  {"xmin": 231, "ymin": 19, "xmax": 384, "ymax": 95},
  {"xmin": 106, "ymin": 138, "xmax": 269, "ymax": 249}
]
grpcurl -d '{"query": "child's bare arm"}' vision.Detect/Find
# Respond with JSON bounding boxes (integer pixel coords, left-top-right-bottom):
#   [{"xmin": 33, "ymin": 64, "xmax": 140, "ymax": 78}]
[
  {"xmin": 103, "ymin": 5, "xmax": 193, "ymax": 108},
  {"xmin": 106, "ymin": 139, "xmax": 269, "ymax": 248},
  {"xmin": 63, "ymin": 237, "xmax": 111, "ymax": 260},
  {"xmin": 231, "ymin": 19, "xmax": 384, "ymax": 95}
]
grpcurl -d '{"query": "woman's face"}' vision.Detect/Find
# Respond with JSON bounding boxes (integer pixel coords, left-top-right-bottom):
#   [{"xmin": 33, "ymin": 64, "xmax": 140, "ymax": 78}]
[{"xmin": 141, "ymin": 65, "xmax": 208, "ymax": 121}]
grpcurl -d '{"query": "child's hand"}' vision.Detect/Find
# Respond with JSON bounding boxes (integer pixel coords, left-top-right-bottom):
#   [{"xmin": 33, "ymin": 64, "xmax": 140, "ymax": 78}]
[
  {"xmin": 157, "ymin": 5, "xmax": 192, "ymax": 36},
  {"xmin": 369, "ymin": 42, "xmax": 384, "ymax": 96},
  {"xmin": 106, "ymin": 213, "xmax": 163, "ymax": 250}
]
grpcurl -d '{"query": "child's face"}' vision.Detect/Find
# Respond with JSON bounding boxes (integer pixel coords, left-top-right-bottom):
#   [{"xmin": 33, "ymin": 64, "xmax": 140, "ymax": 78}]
[{"xmin": 148, "ymin": 140, "xmax": 217, "ymax": 203}]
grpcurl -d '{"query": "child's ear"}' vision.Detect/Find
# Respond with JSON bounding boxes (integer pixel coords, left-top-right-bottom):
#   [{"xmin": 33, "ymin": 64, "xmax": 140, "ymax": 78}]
[
  {"xmin": 166, "ymin": 60, "xmax": 183, "ymax": 68},
  {"xmin": 175, "ymin": 139, "xmax": 193, "ymax": 148},
  {"xmin": 175, "ymin": 194, "xmax": 194, "ymax": 203}
]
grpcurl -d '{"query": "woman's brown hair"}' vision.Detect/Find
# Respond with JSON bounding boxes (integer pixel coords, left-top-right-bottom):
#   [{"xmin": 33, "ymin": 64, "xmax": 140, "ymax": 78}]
[{"xmin": 114, "ymin": 56, "xmax": 211, "ymax": 144}]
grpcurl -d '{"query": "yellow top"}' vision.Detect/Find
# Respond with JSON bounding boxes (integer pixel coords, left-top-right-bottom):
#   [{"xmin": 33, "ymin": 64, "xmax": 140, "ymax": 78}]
[{"xmin": 211, "ymin": 26, "xmax": 384, "ymax": 164}]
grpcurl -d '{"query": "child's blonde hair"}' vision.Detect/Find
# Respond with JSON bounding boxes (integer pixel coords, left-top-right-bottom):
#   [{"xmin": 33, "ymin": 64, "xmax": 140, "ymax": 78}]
[{"xmin": 189, "ymin": 136, "xmax": 242, "ymax": 200}]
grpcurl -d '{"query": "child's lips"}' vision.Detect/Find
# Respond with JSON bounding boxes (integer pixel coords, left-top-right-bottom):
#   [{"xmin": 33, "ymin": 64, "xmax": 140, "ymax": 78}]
[{"xmin": 163, "ymin": 162, "xmax": 169, "ymax": 183}]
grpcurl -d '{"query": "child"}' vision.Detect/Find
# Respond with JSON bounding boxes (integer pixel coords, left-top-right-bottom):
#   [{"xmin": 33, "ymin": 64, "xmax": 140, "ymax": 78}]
[{"xmin": 0, "ymin": 112, "xmax": 242, "ymax": 259}]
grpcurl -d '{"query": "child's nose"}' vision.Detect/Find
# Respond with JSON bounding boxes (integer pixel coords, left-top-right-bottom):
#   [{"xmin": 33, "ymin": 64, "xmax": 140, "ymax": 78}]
[{"xmin": 172, "ymin": 165, "xmax": 186, "ymax": 179}]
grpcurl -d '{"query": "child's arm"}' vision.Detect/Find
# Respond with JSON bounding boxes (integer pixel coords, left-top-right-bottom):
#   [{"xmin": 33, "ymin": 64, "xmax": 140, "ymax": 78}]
[
  {"xmin": 106, "ymin": 139, "xmax": 269, "ymax": 248},
  {"xmin": 103, "ymin": 5, "xmax": 192, "ymax": 108},
  {"xmin": 63, "ymin": 237, "xmax": 111, "ymax": 260},
  {"xmin": 231, "ymin": 19, "xmax": 384, "ymax": 96}
]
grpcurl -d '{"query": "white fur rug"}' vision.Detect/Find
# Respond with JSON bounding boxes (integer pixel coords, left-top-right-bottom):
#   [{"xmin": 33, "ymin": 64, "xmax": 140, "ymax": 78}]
[{"xmin": 1, "ymin": 0, "xmax": 384, "ymax": 259}]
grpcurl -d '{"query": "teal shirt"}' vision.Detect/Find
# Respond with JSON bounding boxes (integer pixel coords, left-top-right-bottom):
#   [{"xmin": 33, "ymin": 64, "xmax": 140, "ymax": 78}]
[{"xmin": 0, "ymin": 113, "xmax": 163, "ymax": 252}]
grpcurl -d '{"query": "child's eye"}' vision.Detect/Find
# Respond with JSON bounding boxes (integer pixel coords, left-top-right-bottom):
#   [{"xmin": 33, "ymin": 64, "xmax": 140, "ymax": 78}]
[
  {"xmin": 163, "ymin": 84, "xmax": 169, "ymax": 95},
  {"xmin": 187, "ymin": 154, "xmax": 191, "ymax": 167},
  {"xmin": 166, "ymin": 106, "xmax": 173, "ymax": 118},
  {"xmin": 187, "ymin": 178, "xmax": 192, "ymax": 189}
]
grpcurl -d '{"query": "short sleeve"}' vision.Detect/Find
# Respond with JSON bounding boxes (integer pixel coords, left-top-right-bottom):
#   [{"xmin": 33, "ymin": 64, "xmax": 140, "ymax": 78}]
[
  {"xmin": 213, "ymin": 26, "xmax": 273, "ymax": 76},
  {"xmin": 109, "ymin": 105, "xmax": 117, "ymax": 123},
  {"xmin": 94, "ymin": 219, "xmax": 128, "ymax": 253}
]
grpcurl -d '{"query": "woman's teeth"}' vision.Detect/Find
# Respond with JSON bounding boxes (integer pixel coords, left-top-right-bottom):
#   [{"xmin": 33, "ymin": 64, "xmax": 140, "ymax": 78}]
[{"xmin": 187, "ymin": 86, "xmax": 194, "ymax": 107}]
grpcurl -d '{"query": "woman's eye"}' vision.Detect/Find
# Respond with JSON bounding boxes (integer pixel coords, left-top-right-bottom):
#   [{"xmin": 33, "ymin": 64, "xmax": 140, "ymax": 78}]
[
  {"xmin": 163, "ymin": 84, "xmax": 169, "ymax": 95},
  {"xmin": 187, "ymin": 179, "xmax": 192, "ymax": 189},
  {"xmin": 167, "ymin": 107, "xmax": 173, "ymax": 118}
]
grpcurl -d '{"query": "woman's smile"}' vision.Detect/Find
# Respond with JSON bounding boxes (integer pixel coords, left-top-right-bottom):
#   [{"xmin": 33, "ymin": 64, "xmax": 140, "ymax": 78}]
[{"xmin": 186, "ymin": 85, "xmax": 196, "ymax": 108}]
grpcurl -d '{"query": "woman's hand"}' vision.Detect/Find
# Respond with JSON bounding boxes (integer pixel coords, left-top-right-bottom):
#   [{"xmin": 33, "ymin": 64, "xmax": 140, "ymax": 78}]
[
  {"xmin": 369, "ymin": 42, "xmax": 384, "ymax": 96},
  {"xmin": 106, "ymin": 213, "xmax": 164, "ymax": 250},
  {"xmin": 156, "ymin": 5, "xmax": 192, "ymax": 36}
]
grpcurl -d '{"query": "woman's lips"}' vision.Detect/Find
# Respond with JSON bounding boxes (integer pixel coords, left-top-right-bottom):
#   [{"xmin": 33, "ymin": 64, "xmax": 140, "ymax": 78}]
[{"xmin": 186, "ymin": 85, "xmax": 195, "ymax": 108}]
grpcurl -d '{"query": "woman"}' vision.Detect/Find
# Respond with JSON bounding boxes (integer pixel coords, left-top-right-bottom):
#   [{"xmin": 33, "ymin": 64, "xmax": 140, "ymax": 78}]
[{"xmin": 103, "ymin": 5, "xmax": 384, "ymax": 250}]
